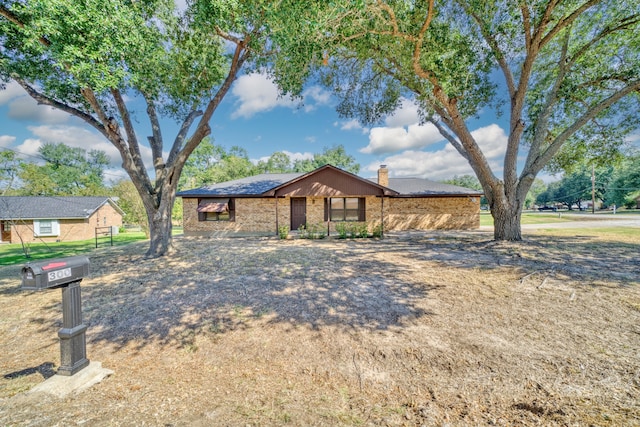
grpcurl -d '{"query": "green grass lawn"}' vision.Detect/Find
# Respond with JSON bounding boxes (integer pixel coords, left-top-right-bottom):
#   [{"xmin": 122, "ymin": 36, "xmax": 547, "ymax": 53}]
[
  {"xmin": 0, "ymin": 232, "xmax": 149, "ymax": 266},
  {"xmin": 533, "ymin": 226, "xmax": 640, "ymax": 242}
]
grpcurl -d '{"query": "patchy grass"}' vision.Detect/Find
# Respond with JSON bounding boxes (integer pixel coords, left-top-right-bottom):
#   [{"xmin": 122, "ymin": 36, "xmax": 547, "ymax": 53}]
[{"xmin": 0, "ymin": 227, "xmax": 638, "ymax": 426}]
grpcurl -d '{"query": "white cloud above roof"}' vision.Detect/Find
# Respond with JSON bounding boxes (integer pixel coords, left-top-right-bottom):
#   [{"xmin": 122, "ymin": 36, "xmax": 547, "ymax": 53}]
[
  {"xmin": 231, "ymin": 73, "xmax": 296, "ymax": 119},
  {"xmin": 359, "ymin": 98, "xmax": 443, "ymax": 154},
  {"xmin": 365, "ymin": 124, "xmax": 507, "ymax": 181},
  {"xmin": 383, "ymin": 98, "xmax": 421, "ymax": 128},
  {"xmin": 231, "ymin": 72, "xmax": 331, "ymax": 119},
  {"xmin": 361, "ymin": 123, "xmax": 443, "ymax": 154}
]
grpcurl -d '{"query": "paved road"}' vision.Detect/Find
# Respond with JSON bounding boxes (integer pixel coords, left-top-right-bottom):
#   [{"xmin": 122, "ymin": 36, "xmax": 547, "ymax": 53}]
[{"xmin": 481, "ymin": 214, "xmax": 640, "ymax": 231}]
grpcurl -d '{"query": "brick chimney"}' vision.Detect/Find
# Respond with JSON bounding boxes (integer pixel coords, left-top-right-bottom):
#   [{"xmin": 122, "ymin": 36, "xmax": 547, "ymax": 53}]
[{"xmin": 378, "ymin": 165, "xmax": 389, "ymax": 187}]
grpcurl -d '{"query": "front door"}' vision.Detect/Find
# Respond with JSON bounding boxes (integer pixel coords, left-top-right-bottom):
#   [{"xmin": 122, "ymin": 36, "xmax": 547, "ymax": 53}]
[
  {"xmin": 1, "ymin": 221, "xmax": 10, "ymax": 242},
  {"xmin": 290, "ymin": 198, "xmax": 306, "ymax": 230}
]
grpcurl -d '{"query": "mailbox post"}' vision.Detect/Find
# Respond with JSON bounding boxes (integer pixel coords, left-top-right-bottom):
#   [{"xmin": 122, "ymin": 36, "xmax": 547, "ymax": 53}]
[{"xmin": 22, "ymin": 256, "xmax": 91, "ymax": 376}]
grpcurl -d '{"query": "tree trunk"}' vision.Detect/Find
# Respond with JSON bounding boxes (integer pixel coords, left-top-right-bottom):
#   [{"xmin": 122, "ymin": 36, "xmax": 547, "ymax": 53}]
[
  {"xmin": 491, "ymin": 201, "xmax": 523, "ymax": 241},
  {"xmin": 144, "ymin": 188, "xmax": 176, "ymax": 258}
]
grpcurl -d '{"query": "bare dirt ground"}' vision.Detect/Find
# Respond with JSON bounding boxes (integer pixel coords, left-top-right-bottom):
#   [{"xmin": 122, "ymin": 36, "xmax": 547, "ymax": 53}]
[{"xmin": 0, "ymin": 229, "xmax": 639, "ymax": 426}]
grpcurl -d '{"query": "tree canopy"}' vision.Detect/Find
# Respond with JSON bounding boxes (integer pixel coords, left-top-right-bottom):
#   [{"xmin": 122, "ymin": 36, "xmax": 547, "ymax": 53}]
[
  {"xmin": 17, "ymin": 143, "xmax": 109, "ymax": 196},
  {"xmin": 0, "ymin": 0, "xmax": 321, "ymax": 256},
  {"xmin": 299, "ymin": 0, "xmax": 640, "ymax": 239},
  {"xmin": 0, "ymin": 149, "xmax": 21, "ymax": 195}
]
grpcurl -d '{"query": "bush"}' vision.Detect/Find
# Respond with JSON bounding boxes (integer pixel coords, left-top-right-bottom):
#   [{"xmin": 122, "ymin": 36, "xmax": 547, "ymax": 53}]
[
  {"xmin": 278, "ymin": 225, "xmax": 289, "ymax": 239},
  {"xmin": 334, "ymin": 222, "xmax": 371, "ymax": 239},
  {"xmin": 299, "ymin": 223, "xmax": 326, "ymax": 239},
  {"xmin": 335, "ymin": 222, "xmax": 349, "ymax": 239}
]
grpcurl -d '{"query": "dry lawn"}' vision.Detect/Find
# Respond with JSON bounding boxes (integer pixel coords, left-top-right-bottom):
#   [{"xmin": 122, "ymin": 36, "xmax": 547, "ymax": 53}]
[{"xmin": 0, "ymin": 230, "xmax": 639, "ymax": 426}]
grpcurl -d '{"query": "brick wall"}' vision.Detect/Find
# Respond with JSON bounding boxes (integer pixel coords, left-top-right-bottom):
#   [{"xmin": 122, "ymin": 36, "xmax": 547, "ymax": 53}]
[
  {"xmin": 183, "ymin": 198, "xmax": 280, "ymax": 236},
  {"xmin": 385, "ymin": 196, "xmax": 480, "ymax": 230},
  {"xmin": 182, "ymin": 195, "xmax": 479, "ymax": 236}
]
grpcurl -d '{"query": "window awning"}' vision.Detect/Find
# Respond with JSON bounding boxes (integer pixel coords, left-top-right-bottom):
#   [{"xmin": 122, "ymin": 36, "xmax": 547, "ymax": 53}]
[{"xmin": 197, "ymin": 198, "xmax": 229, "ymax": 213}]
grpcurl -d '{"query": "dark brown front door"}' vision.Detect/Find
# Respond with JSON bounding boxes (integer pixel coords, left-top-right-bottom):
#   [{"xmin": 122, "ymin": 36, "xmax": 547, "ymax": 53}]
[
  {"xmin": 1, "ymin": 221, "xmax": 10, "ymax": 242},
  {"xmin": 290, "ymin": 198, "xmax": 306, "ymax": 230}
]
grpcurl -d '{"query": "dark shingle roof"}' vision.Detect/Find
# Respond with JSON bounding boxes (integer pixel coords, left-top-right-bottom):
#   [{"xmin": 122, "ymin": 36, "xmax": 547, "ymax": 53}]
[
  {"xmin": 385, "ymin": 178, "xmax": 483, "ymax": 196},
  {"xmin": 176, "ymin": 167, "xmax": 483, "ymax": 198},
  {"xmin": 0, "ymin": 196, "xmax": 118, "ymax": 220},
  {"xmin": 177, "ymin": 173, "xmax": 304, "ymax": 197}
]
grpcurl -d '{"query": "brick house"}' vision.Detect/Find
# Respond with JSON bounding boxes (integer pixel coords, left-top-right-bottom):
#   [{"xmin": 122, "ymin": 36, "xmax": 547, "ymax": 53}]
[
  {"xmin": 0, "ymin": 196, "xmax": 124, "ymax": 244},
  {"xmin": 177, "ymin": 165, "xmax": 483, "ymax": 237}
]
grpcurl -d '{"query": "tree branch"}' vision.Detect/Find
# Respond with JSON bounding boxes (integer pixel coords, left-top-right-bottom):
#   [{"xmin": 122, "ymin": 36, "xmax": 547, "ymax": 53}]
[
  {"xmin": 427, "ymin": 117, "xmax": 469, "ymax": 162},
  {"xmin": 0, "ymin": 5, "xmax": 50, "ymax": 47},
  {"xmin": 538, "ymin": 0, "xmax": 600, "ymax": 49},
  {"xmin": 528, "ymin": 80, "xmax": 640, "ymax": 175},
  {"xmin": 13, "ymin": 76, "xmax": 108, "ymax": 138},
  {"xmin": 177, "ymin": 34, "xmax": 253, "ymax": 169},
  {"xmin": 111, "ymin": 88, "xmax": 140, "ymax": 154},
  {"xmin": 521, "ymin": 2, "xmax": 532, "ymax": 49},
  {"xmin": 144, "ymin": 93, "xmax": 164, "ymax": 170},
  {"xmin": 565, "ymin": 13, "xmax": 640, "ymax": 71},
  {"xmin": 465, "ymin": 6, "xmax": 516, "ymax": 98},
  {"xmin": 524, "ymin": 27, "xmax": 571, "ymax": 174},
  {"xmin": 166, "ymin": 108, "xmax": 203, "ymax": 167}
]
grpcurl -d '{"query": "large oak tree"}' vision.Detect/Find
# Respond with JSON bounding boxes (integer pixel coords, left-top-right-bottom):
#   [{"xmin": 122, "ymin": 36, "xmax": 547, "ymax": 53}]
[
  {"xmin": 310, "ymin": 0, "xmax": 640, "ymax": 240},
  {"xmin": 0, "ymin": 0, "xmax": 317, "ymax": 256}
]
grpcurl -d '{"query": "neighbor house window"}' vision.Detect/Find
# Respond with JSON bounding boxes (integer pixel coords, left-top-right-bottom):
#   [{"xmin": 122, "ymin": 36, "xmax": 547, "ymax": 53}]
[
  {"xmin": 327, "ymin": 197, "xmax": 365, "ymax": 221},
  {"xmin": 197, "ymin": 198, "xmax": 235, "ymax": 222},
  {"xmin": 34, "ymin": 219, "xmax": 60, "ymax": 237}
]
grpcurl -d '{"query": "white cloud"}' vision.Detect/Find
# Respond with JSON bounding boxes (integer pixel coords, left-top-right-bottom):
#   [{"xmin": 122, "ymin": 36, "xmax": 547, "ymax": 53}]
[
  {"xmin": 364, "ymin": 124, "xmax": 508, "ymax": 181},
  {"xmin": 0, "ymin": 81, "xmax": 25, "ymax": 106},
  {"xmin": 26, "ymin": 125, "xmax": 123, "ymax": 166},
  {"xmin": 361, "ymin": 123, "xmax": 443, "ymax": 154},
  {"xmin": 335, "ymin": 119, "xmax": 369, "ymax": 134},
  {"xmin": 231, "ymin": 73, "xmax": 333, "ymax": 118},
  {"xmin": 301, "ymin": 86, "xmax": 331, "ymax": 112},
  {"xmin": 231, "ymin": 73, "xmax": 296, "ymax": 119},
  {"xmin": 8, "ymin": 96, "xmax": 71, "ymax": 124},
  {"xmin": 304, "ymin": 136, "xmax": 317, "ymax": 144},
  {"xmin": 283, "ymin": 150, "xmax": 313, "ymax": 162},
  {"xmin": 359, "ymin": 98, "xmax": 444, "ymax": 154},
  {"xmin": 0, "ymin": 135, "xmax": 16, "ymax": 148},
  {"xmin": 384, "ymin": 98, "xmax": 421, "ymax": 128},
  {"xmin": 15, "ymin": 138, "xmax": 43, "ymax": 159}
]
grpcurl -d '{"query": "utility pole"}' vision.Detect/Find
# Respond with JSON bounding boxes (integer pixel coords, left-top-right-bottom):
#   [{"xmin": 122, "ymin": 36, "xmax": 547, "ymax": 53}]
[{"xmin": 591, "ymin": 164, "xmax": 596, "ymax": 214}]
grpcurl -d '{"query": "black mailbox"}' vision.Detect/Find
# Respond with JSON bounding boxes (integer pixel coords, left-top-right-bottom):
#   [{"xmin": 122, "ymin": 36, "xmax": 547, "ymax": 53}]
[{"xmin": 21, "ymin": 256, "xmax": 90, "ymax": 290}]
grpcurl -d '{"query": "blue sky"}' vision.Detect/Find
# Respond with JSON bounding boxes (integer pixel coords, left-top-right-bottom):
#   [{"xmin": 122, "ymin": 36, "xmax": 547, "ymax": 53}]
[{"xmin": 0, "ymin": 71, "xmax": 519, "ymax": 185}]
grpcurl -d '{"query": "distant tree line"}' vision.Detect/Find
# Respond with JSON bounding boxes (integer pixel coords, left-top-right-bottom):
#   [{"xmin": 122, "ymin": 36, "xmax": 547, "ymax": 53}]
[
  {"xmin": 444, "ymin": 153, "xmax": 640, "ymax": 211},
  {"xmin": 178, "ymin": 138, "xmax": 360, "ymax": 191}
]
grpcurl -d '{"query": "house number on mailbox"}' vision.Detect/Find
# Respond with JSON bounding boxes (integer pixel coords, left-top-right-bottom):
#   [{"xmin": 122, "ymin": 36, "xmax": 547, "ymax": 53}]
[{"xmin": 48, "ymin": 268, "xmax": 72, "ymax": 282}]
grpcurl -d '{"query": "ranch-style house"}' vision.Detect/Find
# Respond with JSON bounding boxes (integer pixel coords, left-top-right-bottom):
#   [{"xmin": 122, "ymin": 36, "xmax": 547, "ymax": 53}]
[
  {"xmin": 0, "ymin": 196, "xmax": 124, "ymax": 244},
  {"xmin": 177, "ymin": 165, "xmax": 483, "ymax": 237}
]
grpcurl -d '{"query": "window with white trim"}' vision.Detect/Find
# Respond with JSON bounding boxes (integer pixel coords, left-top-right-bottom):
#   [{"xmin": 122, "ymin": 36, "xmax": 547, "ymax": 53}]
[{"xmin": 34, "ymin": 219, "xmax": 60, "ymax": 237}]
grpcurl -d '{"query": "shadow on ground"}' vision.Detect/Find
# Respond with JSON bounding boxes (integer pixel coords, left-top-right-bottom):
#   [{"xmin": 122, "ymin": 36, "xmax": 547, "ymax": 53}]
[{"xmin": 2, "ymin": 231, "xmax": 638, "ymax": 354}]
